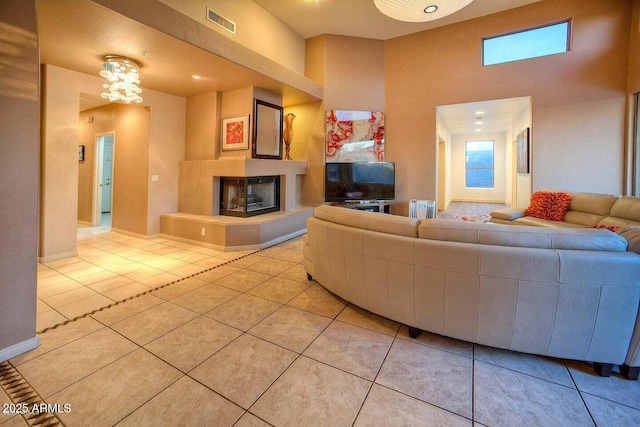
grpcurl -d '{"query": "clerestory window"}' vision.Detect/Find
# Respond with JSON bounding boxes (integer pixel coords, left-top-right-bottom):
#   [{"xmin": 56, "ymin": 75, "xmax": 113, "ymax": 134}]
[{"xmin": 483, "ymin": 21, "xmax": 571, "ymax": 66}]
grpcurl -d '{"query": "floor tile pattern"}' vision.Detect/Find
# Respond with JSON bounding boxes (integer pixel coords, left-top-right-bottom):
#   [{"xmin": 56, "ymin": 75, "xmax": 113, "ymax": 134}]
[
  {"xmin": 36, "ymin": 221, "xmax": 256, "ymax": 332},
  {"xmin": 2, "ymin": 206, "xmax": 640, "ymax": 426}
]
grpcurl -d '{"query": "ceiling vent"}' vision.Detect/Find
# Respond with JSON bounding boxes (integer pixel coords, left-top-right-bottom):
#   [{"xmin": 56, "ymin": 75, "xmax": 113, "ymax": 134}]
[{"xmin": 206, "ymin": 7, "xmax": 236, "ymax": 34}]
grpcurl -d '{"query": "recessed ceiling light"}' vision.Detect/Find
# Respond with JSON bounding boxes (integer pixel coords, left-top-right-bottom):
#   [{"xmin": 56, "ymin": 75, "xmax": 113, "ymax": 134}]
[
  {"xmin": 375, "ymin": 0, "xmax": 473, "ymax": 22},
  {"xmin": 475, "ymin": 111, "xmax": 484, "ymax": 115},
  {"xmin": 476, "ymin": 121, "xmax": 483, "ymax": 125},
  {"xmin": 475, "ymin": 128, "xmax": 482, "ymax": 132},
  {"xmin": 192, "ymin": 74, "xmax": 202, "ymax": 80}
]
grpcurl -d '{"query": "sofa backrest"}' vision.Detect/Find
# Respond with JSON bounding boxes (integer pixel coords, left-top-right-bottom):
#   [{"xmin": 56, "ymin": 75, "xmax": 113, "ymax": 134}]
[
  {"xmin": 599, "ymin": 196, "xmax": 640, "ymax": 228},
  {"xmin": 314, "ymin": 205, "xmax": 420, "ymax": 238},
  {"xmin": 563, "ymin": 192, "xmax": 619, "ymax": 226},
  {"xmin": 418, "ymin": 219, "xmax": 628, "ymax": 252}
]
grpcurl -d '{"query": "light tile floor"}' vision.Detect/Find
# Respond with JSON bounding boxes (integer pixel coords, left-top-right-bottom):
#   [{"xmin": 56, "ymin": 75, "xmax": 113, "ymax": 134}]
[
  {"xmin": 36, "ymin": 217, "xmax": 256, "ymax": 332},
  {"xmin": 2, "ymin": 211, "xmax": 640, "ymax": 426}
]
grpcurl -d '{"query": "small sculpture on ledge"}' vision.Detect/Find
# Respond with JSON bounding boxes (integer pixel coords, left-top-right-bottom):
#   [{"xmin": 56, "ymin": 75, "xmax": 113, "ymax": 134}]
[{"xmin": 283, "ymin": 113, "xmax": 296, "ymax": 160}]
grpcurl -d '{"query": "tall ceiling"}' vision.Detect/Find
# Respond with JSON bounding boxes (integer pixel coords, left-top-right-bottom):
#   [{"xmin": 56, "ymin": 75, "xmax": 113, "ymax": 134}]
[
  {"xmin": 38, "ymin": 0, "xmax": 539, "ymax": 130},
  {"xmin": 254, "ymin": 0, "xmax": 541, "ymax": 40}
]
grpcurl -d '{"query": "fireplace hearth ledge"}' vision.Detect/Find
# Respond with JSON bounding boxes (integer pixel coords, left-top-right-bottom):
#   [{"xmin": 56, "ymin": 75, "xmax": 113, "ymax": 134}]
[{"xmin": 159, "ymin": 206, "xmax": 314, "ymax": 252}]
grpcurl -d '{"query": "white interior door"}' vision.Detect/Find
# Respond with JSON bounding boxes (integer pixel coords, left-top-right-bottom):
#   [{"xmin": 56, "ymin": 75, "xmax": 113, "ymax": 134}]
[{"xmin": 101, "ymin": 136, "xmax": 114, "ymax": 213}]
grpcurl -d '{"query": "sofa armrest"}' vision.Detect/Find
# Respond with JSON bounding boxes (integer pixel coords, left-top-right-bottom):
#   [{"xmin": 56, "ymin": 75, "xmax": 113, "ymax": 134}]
[{"xmin": 490, "ymin": 208, "xmax": 526, "ymax": 221}]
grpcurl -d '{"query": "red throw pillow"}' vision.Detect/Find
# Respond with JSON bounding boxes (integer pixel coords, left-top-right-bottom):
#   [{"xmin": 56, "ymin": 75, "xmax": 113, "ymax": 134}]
[{"xmin": 524, "ymin": 191, "xmax": 571, "ymax": 221}]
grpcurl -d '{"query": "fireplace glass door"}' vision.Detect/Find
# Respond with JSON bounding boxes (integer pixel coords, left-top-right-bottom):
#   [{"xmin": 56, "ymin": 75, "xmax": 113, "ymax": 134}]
[{"xmin": 220, "ymin": 176, "xmax": 280, "ymax": 217}]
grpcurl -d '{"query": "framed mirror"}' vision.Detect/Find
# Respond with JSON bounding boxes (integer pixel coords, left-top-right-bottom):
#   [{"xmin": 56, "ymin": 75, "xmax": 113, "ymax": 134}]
[{"xmin": 253, "ymin": 99, "xmax": 283, "ymax": 159}]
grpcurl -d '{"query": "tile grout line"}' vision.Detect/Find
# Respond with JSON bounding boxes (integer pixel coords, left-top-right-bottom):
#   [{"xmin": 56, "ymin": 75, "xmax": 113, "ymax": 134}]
[
  {"xmin": 0, "ymin": 360, "xmax": 65, "ymax": 426},
  {"xmin": 36, "ymin": 255, "xmax": 251, "ymax": 335},
  {"xmin": 36, "ymin": 236, "xmax": 300, "ymax": 335},
  {"xmin": 1, "ymin": 238, "xmax": 302, "ymax": 425}
]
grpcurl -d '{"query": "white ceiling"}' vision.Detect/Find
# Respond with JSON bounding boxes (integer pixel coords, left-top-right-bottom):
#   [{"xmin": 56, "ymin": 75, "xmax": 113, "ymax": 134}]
[
  {"xmin": 38, "ymin": 0, "xmax": 538, "ymax": 129},
  {"xmin": 438, "ymin": 97, "xmax": 531, "ymax": 136}
]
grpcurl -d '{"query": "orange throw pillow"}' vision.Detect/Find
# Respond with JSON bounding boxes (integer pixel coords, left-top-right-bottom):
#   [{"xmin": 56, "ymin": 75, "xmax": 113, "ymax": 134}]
[{"xmin": 524, "ymin": 191, "xmax": 571, "ymax": 221}]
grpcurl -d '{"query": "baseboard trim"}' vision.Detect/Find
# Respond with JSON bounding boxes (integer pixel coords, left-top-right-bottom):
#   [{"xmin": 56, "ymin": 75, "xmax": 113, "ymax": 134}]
[
  {"xmin": 450, "ymin": 198, "xmax": 506, "ymax": 204},
  {"xmin": 110, "ymin": 227, "xmax": 153, "ymax": 240},
  {"xmin": 0, "ymin": 337, "xmax": 40, "ymax": 363},
  {"xmin": 38, "ymin": 250, "xmax": 78, "ymax": 263}
]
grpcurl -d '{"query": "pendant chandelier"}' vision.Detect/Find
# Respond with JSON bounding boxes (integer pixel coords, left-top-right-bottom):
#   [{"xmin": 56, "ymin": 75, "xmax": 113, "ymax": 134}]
[
  {"xmin": 99, "ymin": 55, "xmax": 143, "ymax": 104},
  {"xmin": 374, "ymin": 0, "xmax": 474, "ymax": 22}
]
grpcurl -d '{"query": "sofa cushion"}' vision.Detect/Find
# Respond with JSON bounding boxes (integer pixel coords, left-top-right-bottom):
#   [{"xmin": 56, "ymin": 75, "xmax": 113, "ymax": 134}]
[
  {"xmin": 568, "ymin": 192, "xmax": 619, "ymax": 216},
  {"xmin": 617, "ymin": 226, "xmax": 640, "ymax": 254},
  {"xmin": 418, "ymin": 219, "xmax": 628, "ymax": 251},
  {"xmin": 598, "ymin": 197, "xmax": 640, "ymax": 228},
  {"xmin": 314, "ymin": 204, "xmax": 420, "ymax": 238},
  {"xmin": 489, "ymin": 208, "xmax": 525, "ymax": 221},
  {"xmin": 524, "ymin": 191, "xmax": 571, "ymax": 221}
]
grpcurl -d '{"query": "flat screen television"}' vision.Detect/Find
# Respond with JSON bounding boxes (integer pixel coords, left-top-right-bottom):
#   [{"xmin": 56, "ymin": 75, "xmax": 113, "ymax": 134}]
[{"xmin": 325, "ymin": 162, "xmax": 395, "ymax": 202}]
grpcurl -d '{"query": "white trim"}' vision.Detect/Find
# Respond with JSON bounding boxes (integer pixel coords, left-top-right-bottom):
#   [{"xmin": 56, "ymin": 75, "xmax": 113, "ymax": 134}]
[
  {"xmin": 449, "ymin": 198, "xmax": 506, "ymax": 204},
  {"xmin": 0, "ymin": 337, "xmax": 40, "ymax": 363}
]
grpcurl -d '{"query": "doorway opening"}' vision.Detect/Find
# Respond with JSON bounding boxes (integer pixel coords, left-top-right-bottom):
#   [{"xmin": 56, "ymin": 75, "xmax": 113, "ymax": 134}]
[
  {"xmin": 436, "ymin": 96, "xmax": 532, "ymax": 209},
  {"xmin": 93, "ymin": 132, "xmax": 115, "ymax": 228}
]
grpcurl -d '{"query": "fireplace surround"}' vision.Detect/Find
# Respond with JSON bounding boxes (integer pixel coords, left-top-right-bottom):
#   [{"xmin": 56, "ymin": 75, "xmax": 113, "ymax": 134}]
[{"xmin": 220, "ymin": 175, "xmax": 280, "ymax": 217}]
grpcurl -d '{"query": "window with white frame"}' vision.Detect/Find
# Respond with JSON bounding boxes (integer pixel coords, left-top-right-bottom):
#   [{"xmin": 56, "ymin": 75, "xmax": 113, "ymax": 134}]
[
  {"xmin": 483, "ymin": 21, "xmax": 570, "ymax": 66},
  {"xmin": 466, "ymin": 140, "xmax": 494, "ymax": 188}
]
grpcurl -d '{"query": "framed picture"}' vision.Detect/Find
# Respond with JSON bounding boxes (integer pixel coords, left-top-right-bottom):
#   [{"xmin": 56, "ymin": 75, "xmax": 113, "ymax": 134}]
[
  {"xmin": 222, "ymin": 115, "xmax": 250, "ymax": 151},
  {"xmin": 253, "ymin": 99, "xmax": 283, "ymax": 159},
  {"xmin": 325, "ymin": 110, "xmax": 385, "ymax": 162},
  {"xmin": 78, "ymin": 145, "xmax": 85, "ymax": 161},
  {"xmin": 516, "ymin": 127, "xmax": 530, "ymax": 174}
]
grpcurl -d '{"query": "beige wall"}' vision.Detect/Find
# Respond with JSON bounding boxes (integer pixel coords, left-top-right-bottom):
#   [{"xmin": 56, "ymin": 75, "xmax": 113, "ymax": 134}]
[
  {"xmin": 42, "ymin": 65, "xmax": 185, "ymax": 260},
  {"xmin": 385, "ymin": 0, "xmax": 632, "ymax": 214},
  {"xmin": 535, "ymin": 98, "xmax": 625, "ymax": 194},
  {"xmin": 147, "ymin": 90, "xmax": 186, "ymax": 236},
  {"xmin": 41, "ymin": 65, "xmax": 102, "ymax": 261},
  {"xmin": 322, "ymin": 35, "xmax": 385, "ymax": 112},
  {"xmin": 158, "ymin": 0, "xmax": 305, "ymax": 75},
  {"xmin": 78, "ymin": 105, "xmax": 151, "ymax": 234},
  {"xmin": 303, "ymin": 35, "xmax": 386, "ymax": 206},
  {"xmin": 0, "ymin": 0, "xmax": 39, "ymax": 359},
  {"xmin": 186, "ymin": 91, "xmax": 221, "ymax": 161},
  {"xmin": 78, "ymin": 105, "xmax": 149, "ymax": 224},
  {"xmin": 628, "ymin": 0, "xmax": 640, "ymax": 94}
]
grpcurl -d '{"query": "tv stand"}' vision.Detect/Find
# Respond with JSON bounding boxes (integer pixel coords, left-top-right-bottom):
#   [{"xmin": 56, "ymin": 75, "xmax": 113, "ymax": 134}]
[{"xmin": 328, "ymin": 201, "xmax": 390, "ymax": 214}]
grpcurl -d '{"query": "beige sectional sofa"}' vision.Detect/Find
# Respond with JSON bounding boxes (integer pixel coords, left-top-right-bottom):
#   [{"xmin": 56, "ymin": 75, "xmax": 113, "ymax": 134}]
[
  {"xmin": 490, "ymin": 192, "xmax": 640, "ymax": 228},
  {"xmin": 304, "ymin": 205, "xmax": 640, "ymax": 378}
]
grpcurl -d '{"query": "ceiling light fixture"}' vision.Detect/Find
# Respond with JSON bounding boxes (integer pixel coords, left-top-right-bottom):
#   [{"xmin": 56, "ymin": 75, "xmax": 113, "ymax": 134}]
[
  {"xmin": 99, "ymin": 55, "xmax": 143, "ymax": 104},
  {"xmin": 374, "ymin": 0, "xmax": 474, "ymax": 22}
]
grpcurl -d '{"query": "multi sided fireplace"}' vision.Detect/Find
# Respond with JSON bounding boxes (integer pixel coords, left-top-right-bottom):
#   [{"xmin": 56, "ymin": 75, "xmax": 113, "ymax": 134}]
[{"xmin": 220, "ymin": 176, "xmax": 280, "ymax": 217}]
